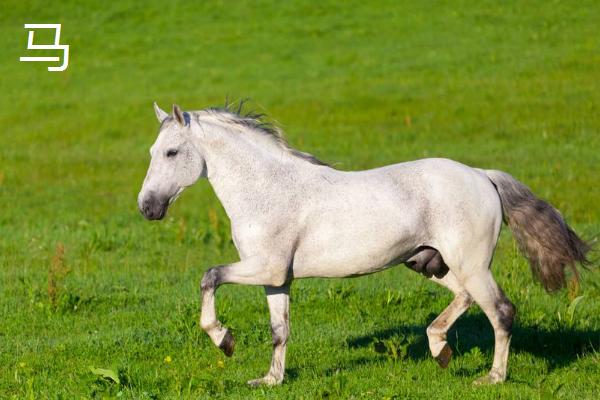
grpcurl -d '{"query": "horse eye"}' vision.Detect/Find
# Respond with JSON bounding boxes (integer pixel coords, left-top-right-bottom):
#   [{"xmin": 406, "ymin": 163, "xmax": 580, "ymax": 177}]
[{"xmin": 166, "ymin": 149, "xmax": 178, "ymax": 158}]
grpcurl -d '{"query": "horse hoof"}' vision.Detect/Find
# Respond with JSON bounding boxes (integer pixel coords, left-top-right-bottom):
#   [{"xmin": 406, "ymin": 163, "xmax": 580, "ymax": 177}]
[
  {"xmin": 247, "ymin": 375, "xmax": 280, "ymax": 387},
  {"xmin": 435, "ymin": 343, "xmax": 452, "ymax": 368},
  {"xmin": 219, "ymin": 330, "xmax": 235, "ymax": 357},
  {"xmin": 473, "ymin": 371, "xmax": 504, "ymax": 386},
  {"xmin": 247, "ymin": 378, "xmax": 262, "ymax": 388}
]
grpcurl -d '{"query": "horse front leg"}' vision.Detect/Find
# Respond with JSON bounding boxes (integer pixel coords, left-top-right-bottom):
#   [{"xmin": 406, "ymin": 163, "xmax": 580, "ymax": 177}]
[
  {"xmin": 248, "ymin": 285, "xmax": 290, "ymax": 387},
  {"xmin": 199, "ymin": 265, "xmax": 234, "ymax": 356},
  {"xmin": 199, "ymin": 258, "xmax": 289, "ymax": 362}
]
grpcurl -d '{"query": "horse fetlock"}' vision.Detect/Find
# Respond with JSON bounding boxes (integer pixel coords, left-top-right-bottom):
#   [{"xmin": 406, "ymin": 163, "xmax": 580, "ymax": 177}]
[
  {"xmin": 426, "ymin": 324, "xmax": 445, "ymax": 340},
  {"xmin": 199, "ymin": 316, "xmax": 220, "ymax": 333},
  {"xmin": 428, "ymin": 338, "xmax": 448, "ymax": 359},
  {"xmin": 426, "ymin": 326, "xmax": 447, "ymax": 357},
  {"xmin": 201, "ymin": 320, "xmax": 231, "ymax": 350}
]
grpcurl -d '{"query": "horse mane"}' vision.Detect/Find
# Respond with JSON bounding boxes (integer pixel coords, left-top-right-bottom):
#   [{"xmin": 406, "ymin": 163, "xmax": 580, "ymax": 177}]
[{"xmin": 203, "ymin": 100, "xmax": 329, "ymax": 166}]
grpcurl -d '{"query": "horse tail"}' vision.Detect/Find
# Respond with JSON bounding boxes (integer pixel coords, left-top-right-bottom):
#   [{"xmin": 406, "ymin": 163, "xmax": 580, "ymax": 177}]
[{"xmin": 484, "ymin": 169, "xmax": 591, "ymax": 292}]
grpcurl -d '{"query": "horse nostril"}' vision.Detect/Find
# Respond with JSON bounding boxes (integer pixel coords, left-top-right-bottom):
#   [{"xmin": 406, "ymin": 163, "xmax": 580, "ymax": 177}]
[
  {"xmin": 139, "ymin": 192, "xmax": 167, "ymax": 220},
  {"xmin": 141, "ymin": 197, "xmax": 154, "ymax": 217}
]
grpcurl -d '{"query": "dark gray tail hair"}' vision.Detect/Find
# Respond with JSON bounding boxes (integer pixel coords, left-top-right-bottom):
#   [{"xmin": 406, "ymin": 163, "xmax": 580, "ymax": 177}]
[{"xmin": 485, "ymin": 170, "xmax": 591, "ymax": 292}]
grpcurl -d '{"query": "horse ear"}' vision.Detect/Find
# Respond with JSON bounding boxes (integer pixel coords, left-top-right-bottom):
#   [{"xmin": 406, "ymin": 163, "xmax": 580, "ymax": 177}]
[
  {"xmin": 154, "ymin": 102, "xmax": 168, "ymax": 123},
  {"xmin": 172, "ymin": 104, "xmax": 185, "ymax": 126}
]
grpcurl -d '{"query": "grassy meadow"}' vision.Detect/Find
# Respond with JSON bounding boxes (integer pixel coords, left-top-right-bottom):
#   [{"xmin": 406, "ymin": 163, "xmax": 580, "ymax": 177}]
[{"xmin": 1, "ymin": 0, "xmax": 599, "ymax": 398}]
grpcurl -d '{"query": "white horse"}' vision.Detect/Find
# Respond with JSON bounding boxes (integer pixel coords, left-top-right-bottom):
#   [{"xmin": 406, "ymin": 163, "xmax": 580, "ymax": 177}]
[{"xmin": 138, "ymin": 103, "xmax": 590, "ymax": 386}]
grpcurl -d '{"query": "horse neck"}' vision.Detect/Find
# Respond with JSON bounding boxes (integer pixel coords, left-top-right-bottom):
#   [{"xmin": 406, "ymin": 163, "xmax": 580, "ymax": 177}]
[{"xmin": 193, "ymin": 124, "xmax": 308, "ymax": 221}]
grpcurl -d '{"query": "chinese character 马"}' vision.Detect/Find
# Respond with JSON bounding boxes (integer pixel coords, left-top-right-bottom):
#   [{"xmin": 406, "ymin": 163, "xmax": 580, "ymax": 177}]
[{"xmin": 20, "ymin": 24, "xmax": 69, "ymax": 72}]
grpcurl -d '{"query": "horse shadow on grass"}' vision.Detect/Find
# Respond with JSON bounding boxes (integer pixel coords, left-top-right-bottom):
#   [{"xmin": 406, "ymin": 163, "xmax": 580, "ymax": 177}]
[{"xmin": 335, "ymin": 313, "xmax": 600, "ymax": 378}]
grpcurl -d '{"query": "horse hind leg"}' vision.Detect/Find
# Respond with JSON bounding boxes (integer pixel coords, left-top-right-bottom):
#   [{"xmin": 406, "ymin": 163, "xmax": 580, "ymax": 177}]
[
  {"xmin": 463, "ymin": 270, "xmax": 516, "ymax": 385},
  {"xmin": 427, "ymin": 271, "xmax": 473, "ymax": 368}
]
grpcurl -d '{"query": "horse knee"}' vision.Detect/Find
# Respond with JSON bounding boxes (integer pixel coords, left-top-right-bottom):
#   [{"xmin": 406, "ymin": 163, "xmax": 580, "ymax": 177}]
[
  {"xmin": 496, "ymin": 298, "xmax": 516, "ymax": 334},
  {"xmin": 201, "ymin": 267, "xmax": 222, "ymax": 292}
]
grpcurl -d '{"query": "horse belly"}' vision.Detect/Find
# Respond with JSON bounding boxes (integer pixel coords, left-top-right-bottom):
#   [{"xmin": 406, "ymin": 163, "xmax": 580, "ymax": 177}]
[{"xmin": 291, "ymin": 209, "xmax": 420, "ymax": 278}]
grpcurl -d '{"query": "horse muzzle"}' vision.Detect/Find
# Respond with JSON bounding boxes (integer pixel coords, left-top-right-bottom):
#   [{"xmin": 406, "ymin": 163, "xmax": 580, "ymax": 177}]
[{"xmin": 139, "ymin": 191, "xmax": 169, "ymax": 220}]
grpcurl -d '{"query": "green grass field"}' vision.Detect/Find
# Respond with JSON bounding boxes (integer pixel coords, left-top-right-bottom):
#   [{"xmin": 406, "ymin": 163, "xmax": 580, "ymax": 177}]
[{"xmin": 1, "ymin": 0, "xmax": 599, "ymax": 398}]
